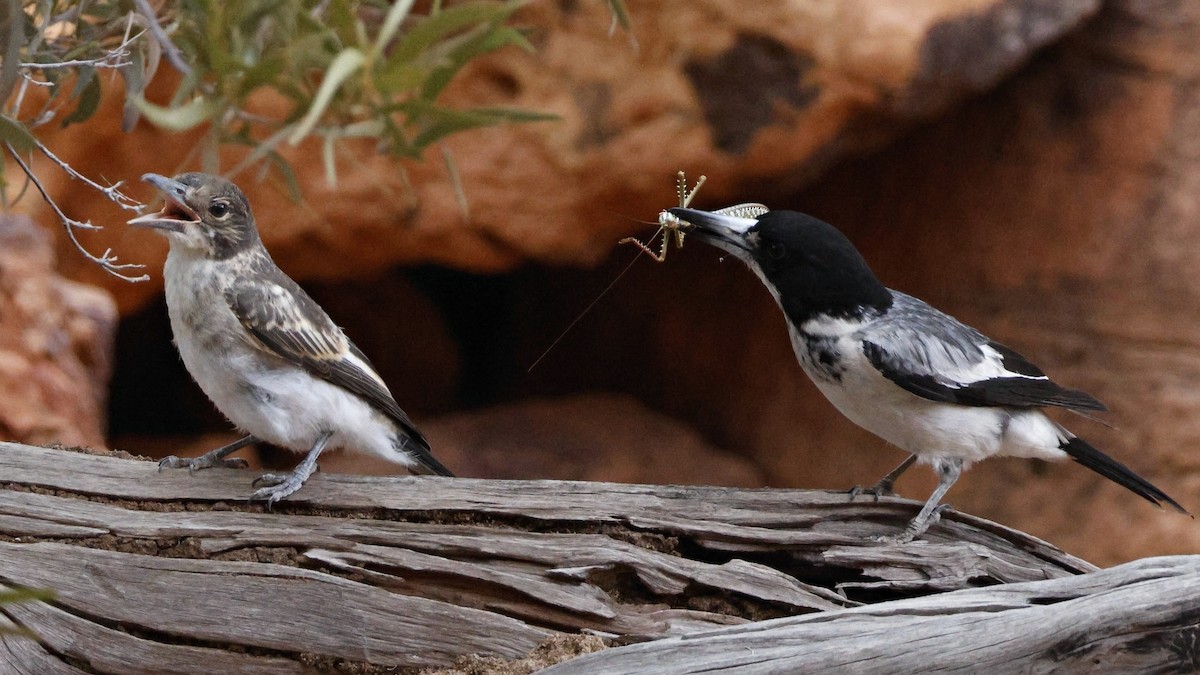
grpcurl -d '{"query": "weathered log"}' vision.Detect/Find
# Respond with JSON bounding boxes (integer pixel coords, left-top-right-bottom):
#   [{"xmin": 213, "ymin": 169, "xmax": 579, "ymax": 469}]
[
  {"xmin": 0, "ymin": 442, "xmax": 1103, "ymax": 671},
  {"xmin": 542, "ymin": 555, "xmax": 1200, "ymax": 674}
]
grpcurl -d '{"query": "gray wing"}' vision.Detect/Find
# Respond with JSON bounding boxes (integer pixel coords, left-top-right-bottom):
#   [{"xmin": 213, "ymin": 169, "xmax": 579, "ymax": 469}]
[
  {"xmin": 859, "ymin": 292, "xmax": 1106, "ymax": 411},
  {"xmin": 223, "ymin": 273, "xmax": 443, "ymax": 468}
]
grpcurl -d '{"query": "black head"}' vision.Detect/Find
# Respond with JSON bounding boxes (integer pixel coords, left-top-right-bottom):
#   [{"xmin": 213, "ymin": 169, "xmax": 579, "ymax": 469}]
[
  {"xmin": 669, "ymin": 207, "xmax": 893, "ymax": 324},
  {"xmin": 128, "ymin": 172, "xmax": 259, "ymax": 259}
]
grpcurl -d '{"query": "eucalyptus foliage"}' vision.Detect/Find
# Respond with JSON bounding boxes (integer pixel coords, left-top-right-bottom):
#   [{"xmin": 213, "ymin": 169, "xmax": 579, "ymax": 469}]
[
  {"xmin": 0, "ymin": 587, "xmax": 54, "ymax": 638},
  {"xmin": 0, "ymin": 0, "xmax": 628, "ymax": 279}
]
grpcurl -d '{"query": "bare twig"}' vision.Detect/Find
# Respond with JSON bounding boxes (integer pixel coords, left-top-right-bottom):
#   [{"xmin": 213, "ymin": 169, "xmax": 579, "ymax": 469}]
[
  {"xmin": 15, "ymin": 73, "xmax": 53, "ymax": 87},
  {"xmin": 132, "ymin": 0, "xmax": 192, "ymax": 78},
  {"xmin": 21, "ymin": 53, "xmax": 130, "ymax": 70},
  {"xmin": 33, "ymin": 138, "xmax": 141, "ymax": 212},
  {"xmin": 5, "ymin": 143, "xmax": 149, "ymax": 283}
]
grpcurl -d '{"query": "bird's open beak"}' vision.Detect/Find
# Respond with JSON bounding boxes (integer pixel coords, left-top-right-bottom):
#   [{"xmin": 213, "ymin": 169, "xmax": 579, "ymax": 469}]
[
  {"xmin": 667, "ymin": 207, "xmax": 759, "ymax": 261},
  {"xmin": 127, "ymin": 173, "xmax": 199, "ymax": 233}
]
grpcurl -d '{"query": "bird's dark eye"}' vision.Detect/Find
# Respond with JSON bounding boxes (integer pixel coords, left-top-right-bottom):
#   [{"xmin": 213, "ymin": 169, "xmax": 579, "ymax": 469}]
[
  {"xmin": 208, "ymin": 201, "xmax": 229, "ymax": 218},
  {"xmin": 767, "ymin": 242, "xmax": 787, "ymax": 260}
]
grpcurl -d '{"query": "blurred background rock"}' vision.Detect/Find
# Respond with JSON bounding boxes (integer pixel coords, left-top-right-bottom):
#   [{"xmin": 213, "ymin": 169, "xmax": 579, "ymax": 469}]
[{"xmin": 6, "ymin": 0, "xmax": 1199, "ymax": 565}]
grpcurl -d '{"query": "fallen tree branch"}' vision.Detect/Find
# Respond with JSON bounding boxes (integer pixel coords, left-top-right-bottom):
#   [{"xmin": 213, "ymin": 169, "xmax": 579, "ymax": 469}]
[
  {"xmin": 0, "ymin": 442, "xmax": 1100, "ymax": 671},
  {"xmin": 542, "ymin": 555, "xmax": 1200, "ymax": 674}
]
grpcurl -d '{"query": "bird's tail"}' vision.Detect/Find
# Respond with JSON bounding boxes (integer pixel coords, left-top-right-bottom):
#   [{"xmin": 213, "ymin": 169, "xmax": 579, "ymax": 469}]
[
  {"xmin": 1061, "ymin": 436, "xmax": 1188, "ymax": 514},
  {"xmin": 396, "ymin": 435, "xmax": 455, "ymax": 477},
  {"xmin": 412, "ymin": 452, "xmax": 455, "ymax": 477}
]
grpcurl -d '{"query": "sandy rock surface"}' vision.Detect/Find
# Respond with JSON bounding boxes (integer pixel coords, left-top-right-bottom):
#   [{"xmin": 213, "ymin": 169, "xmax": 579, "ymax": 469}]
[
  {"xmin": 20, "ymin": 0, "xmax": 1098, "ymax": 314},
  {"xmin": 0, "ymin": 215, "xmax": 117, "ymax": 447}
]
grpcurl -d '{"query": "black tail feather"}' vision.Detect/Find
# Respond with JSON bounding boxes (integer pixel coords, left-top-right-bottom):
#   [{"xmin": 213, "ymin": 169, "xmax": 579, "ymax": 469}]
[
  {"xmin": 411, "ymin": 446, "xmax": 454, "ymax": 477},
  {"xmin": 1061, "ymin": 437, "xmax": 1189, "ymax": 515},
  {"xmin": 396, "ymin": 435, "xmax": 455, "ymax": 477},
  {"xmin": 414, "ymin": 454, "xmax": 455, "ymax": 477}
]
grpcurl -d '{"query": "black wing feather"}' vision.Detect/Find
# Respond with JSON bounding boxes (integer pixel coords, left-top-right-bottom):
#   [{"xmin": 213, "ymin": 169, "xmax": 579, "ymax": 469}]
[{"xmin": 862, "ymin": 341, "xmax": 1107, "ymax": 412}]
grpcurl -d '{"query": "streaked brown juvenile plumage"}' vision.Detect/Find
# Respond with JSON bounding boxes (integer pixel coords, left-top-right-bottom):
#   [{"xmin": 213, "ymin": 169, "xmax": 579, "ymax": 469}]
[{"xmin": 129, "ymin": 172, "xmax": 451, "ymax": 506}]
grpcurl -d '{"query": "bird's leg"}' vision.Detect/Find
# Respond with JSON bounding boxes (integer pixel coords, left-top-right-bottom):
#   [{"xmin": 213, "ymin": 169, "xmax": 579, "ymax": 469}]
[
  {"xmin": 158, "ymin": 435, "xmax": 258, "ymax": 473},
  {"xmin": 874, "ymin": 457, "xmax": 963, "ymax": 545},
  {"xmin": 250, "ymin": 430, "xmax": 333, "ymax": 509},
  {"xmin": 848, "ymin": 454, "xmax": 917, "ymax": 501}
]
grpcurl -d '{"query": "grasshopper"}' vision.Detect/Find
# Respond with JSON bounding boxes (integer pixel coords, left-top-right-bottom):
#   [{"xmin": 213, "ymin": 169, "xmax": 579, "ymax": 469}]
[
  {"xmin": 619, "ymin": 171, "xmax": 705, "ymax": 262},
  {"xmin": 620, "ymin": 171, "xmax": 769, "ymax": 262}
]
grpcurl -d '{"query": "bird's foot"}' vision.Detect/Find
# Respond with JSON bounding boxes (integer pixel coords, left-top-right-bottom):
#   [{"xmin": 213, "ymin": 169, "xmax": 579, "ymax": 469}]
[
  {"xmin": 847, "ymin": 477, "xmax": 898, "ymax": 502},
  {"xmin": 157, "ymin": 435, "xmax": 257, "ymax": 474},
  {"xmin": 871, "ymin": 504, "xmax": 951, "ymax": 545},
  {"xmin": 250, "ymin": 465, "xmax": 319, "ymax": 509},
  {"xmin": 158, "ymin": 454, "xmax": 249, "ymax": 474}
]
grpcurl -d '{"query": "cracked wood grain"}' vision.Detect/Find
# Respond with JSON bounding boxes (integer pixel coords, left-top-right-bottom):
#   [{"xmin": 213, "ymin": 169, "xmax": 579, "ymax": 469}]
[
  {"xmin": 0, "ymin": 442, "xmax": 1097, "ymax": 671},
  {"xmin": 541, "ymin": 556, "xmax": 1200, "ymax": 674}
]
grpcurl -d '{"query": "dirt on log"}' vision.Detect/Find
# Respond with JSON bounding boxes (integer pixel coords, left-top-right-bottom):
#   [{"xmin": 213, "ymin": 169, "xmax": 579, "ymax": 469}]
[{"xmin": 3, "ymin": 442, "xmax": 1191, "ymax": 673}]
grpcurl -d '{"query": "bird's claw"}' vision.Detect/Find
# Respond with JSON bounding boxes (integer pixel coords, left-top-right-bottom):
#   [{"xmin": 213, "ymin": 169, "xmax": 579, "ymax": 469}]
[
  {"xmin": 249, "ymin": 465, "xmax": 319, "ymax": 510},
  {"xmin": 872, "ymin": 504, "xmax": 952, "ymax": 545},
  {"xmin": 847, "ymin": 478, "xmax": 897, "ymax": 502},
  {"xmin": 158, "ymin": 454, "xmax": 250, "ymax": 473}
]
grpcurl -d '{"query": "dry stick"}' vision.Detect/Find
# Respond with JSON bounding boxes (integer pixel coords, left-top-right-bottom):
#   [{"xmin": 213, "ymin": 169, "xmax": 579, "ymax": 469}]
[
  {"xmin": 4, "ymin": 143, "xmax": 149, "ymax": 282},
  {"xmin": 33, "ymin": 138, "xmax": 141, "ymax": 211},
  {"xmin": 132, "ymin": 0, "xmax": 192, "ymax": 77}
]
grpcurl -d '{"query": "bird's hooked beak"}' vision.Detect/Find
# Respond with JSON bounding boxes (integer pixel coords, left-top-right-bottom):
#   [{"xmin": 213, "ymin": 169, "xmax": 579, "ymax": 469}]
[
  {"xmin": 127, "ymin": 173, "xmax": 199, "ymax": 233},
  {"xmin": 667, "ymin": 207, "xmax": 759, "ymax": 262}
]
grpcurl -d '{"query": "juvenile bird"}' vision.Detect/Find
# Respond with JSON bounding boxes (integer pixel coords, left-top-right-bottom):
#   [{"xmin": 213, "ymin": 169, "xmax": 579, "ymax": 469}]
[
  {"xmin": 129, "ymin": 173, "xmax": 451, "ymax": 506},
  {"xmin": 670, "ymin": 206, "xmax": 1188, "ymax": 543}
]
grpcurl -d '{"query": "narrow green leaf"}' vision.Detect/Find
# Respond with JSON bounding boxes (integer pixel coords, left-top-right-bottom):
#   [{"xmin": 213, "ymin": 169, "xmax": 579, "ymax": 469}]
[
  {"xmin": 374, "ymin": 60, "xmax": 427, "ymax": 94},
  {"xmin": 168, "ymin": 69, "xmax": 204, "ymax": 109},
  {"xmin": 0, "ymin": 588, "xmax": 53, "ymax": 605},
  {"xmin": 0, "ymin": 114, "xmax": 35, "ymax": 152},
  {"xmin": 0, "ymin": 0, "xmax": 24, "ymax": 106},
  {"xmin": 133, "ymin": 95, "xmax": 220, "ymax": 132},
  {"xmin": 606, "ymin": 0, "xmax": 631, "ymax": 31},
  {"xmin": 389, "ymin": 2, "xmax": 513, "ymax": 64},
  {"xmin": 441, "ymin": 144, "xmax": 469, "ymax": 218},
  {"xmin": 238, "ymin": 57, "xmax": 286, "ymax": 95},
  {"xmin": 288, "ymin": 47, "xmax": 365, "ymax": 145},
  {"xmin": 371, "ymin": 0, "xmax": 415, "ymax": 60},
  {"xmin": 121, "ymin": 48, "xmax": 146, "ymax": 132},
  {"xmin": 225, "ymin": 123, "xmax": 297, "ymax": 179},
  {"xmin": 421, "ymin": 25, "xmax": 531, "ymax": 101},
  {"xmin": 265, "ymin": 150, "xmax": 302, "ymax": 202},
  {"xmin": 408, "ymin": 104, "xmax": 549, "ymax": 150},
  {"xmin": 0, "ymin": 587, "xmax": 53, "ymax": 637},
  {"xmin": 470, "ymin": 106, "xmax": 559, "ymax": 123},
  {"xmin": 341, "ymin": 119, "xmax": 385, "ymax": 138},
  {"xmin": 321, "ymin": 132, "xmax": 338, "ymax": 186},
  {"xmin": 62, "ymin": 69, "xmax": 101, "ymax": 127}
]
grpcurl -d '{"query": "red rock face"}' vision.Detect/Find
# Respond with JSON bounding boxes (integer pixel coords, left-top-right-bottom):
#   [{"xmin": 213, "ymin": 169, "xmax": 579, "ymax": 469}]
[
  {"xmin": 0, "ymin": 216, "xmax": 116, "ymax": 447},
  {"xmin": 15, "ymin": 0, "xmax": 1200, "ymax": 565},
  {"xmin": 18, "ymin": 0, "xmax": 1099, "ymax": 314},
  {"xmin": 792, "ymin": 1, "xmax": 1200, "ymax": 564}
]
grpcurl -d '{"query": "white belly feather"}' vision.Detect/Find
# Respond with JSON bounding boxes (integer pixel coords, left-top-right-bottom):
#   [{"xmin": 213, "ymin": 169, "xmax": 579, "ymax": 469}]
[
  {"xmin": 787, "ymin": 324, "xmax": 1068, "ymax": 467},
  {"xmin": 162, "ymin": 249, "xmax": 416, "ymax": 467}
]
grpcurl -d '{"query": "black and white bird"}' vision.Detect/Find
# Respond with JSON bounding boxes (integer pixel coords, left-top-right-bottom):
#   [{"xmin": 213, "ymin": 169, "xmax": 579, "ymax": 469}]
[
  {"xmin": 669, "ymin": 206, "xmax": 1188, "ymax": 542},
  {"xmin": 129, "ymin": 173, "xmax": 452, "ymax": 506}
]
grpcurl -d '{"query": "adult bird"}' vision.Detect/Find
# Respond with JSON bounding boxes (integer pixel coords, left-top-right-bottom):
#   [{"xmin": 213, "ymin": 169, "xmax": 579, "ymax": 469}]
[
  {"xmin": 669, "ymin": 206, "xmax": 1187, "ymax": 542},
  {"xmin": 129, "ymin": 173, "xmax": 452, "ymax": 506}
]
